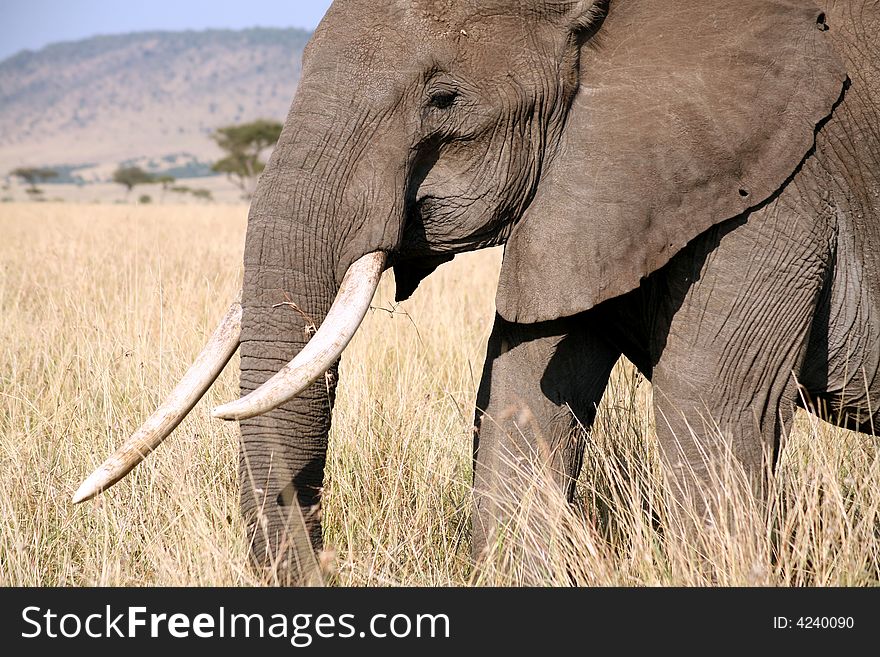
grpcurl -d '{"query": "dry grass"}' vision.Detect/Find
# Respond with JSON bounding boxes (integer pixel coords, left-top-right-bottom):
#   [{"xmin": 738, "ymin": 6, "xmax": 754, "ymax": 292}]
[{"xmin": 1, "ymin": 203, "xmax": 878, "ymax": 586}]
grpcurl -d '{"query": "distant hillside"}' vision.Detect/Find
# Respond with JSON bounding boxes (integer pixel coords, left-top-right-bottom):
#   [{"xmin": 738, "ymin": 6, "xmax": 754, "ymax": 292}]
[{"xmin": 0, "ymin": 28, "xmax": 310, "ymax": 180}]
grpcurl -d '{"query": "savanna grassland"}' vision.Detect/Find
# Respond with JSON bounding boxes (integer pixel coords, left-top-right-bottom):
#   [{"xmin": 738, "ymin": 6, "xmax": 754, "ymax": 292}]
[{"xmin": 1, "ymin": 203, "xmax": 878, "ymax": 586}]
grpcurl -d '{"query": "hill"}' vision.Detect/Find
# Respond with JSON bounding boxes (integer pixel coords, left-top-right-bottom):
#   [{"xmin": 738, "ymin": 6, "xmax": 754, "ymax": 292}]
[{"xmin": 0, "ymin": 28, "xmax": 310, "ymax": 182}]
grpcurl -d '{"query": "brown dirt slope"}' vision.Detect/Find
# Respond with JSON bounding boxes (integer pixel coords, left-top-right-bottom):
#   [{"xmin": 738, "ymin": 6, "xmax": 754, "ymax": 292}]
[{"xmin": 0, "ymin": 28, "xmax": 309, "ymax": 178}]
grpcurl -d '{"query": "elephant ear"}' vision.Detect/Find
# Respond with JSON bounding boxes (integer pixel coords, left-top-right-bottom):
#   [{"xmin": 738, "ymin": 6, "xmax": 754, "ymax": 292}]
[{"xmin": 495, "ymin": 0, "xmax": 847, "ymax": 324}]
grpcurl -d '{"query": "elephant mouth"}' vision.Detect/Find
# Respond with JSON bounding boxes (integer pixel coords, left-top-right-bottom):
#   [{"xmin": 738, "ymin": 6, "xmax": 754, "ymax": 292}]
[
  {"xmin": 403, "ymin": 191, "xmax": 512, "ymax": 255},
  {"xmin": 72, "ymin": 250, "xmax": 388, "ymax": 505}
]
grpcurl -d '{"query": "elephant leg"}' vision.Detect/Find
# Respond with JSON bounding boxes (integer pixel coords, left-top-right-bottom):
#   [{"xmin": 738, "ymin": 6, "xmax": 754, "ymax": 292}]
[
  {"xmin": 798, "ymin": 211, "xmax": 880, "ymax": 435},
  {"xmin": 649, "ymin": 202, "xmax": 833, "ymax": 535},
  {"xmin": 472, "ymin": 313, "xmax": 620, "ymax": 563}
]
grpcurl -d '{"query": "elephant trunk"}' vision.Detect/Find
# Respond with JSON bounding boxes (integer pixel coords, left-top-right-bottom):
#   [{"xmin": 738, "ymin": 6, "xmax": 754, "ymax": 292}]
[
  {"xmin": 234, "ymin": 178, "xmax": 339, "ymax": 580},
  {"xmin": 234, "ymin": 98, "xmax": 401, "ymax": 579},
  {"xmin": 235, "ymin": 241, "xmax": 380, "ymax": 580}
]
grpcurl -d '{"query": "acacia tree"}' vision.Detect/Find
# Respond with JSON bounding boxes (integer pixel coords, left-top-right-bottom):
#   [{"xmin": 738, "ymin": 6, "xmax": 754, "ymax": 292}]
[
  {"xmin": 11, "ymin": 167, "xmax": 57, "ymax": 194},
  {"xmin": 156, "ymin": 175, "xmax": 176, "ymax": 190},
  {"xmin": 112, "ymin": 166, "xmax": 156, "ymax": 196},
  {"xmin": 211, "ymin": 119, "xmax": 283, "ymax": 199}
]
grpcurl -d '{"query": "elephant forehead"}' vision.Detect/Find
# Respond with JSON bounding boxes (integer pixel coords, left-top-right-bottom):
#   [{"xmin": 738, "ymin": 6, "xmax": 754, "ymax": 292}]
[
  {"xmin": 405, "ymin": 0, "xmax": 530, "ymax": 29},
  {"xmin": 406, "ymin": 0, "xmax": 464, "ymax": 33},
  {"xmin": 327, "ymin": 0, "xmax": 494, "ymax": 38},
  {"xmin": 307, "ymin": 1, "xmax": 557, "ymax": 97},
  {"xmin": 401, "ymin": 0, "xmax": 558, "ymax": 45}
]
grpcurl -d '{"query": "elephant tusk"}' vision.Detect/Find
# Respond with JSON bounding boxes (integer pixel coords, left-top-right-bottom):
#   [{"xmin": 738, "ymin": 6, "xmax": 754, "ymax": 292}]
[
  {"xmin": 72, "ymin": 302, "xmax": 243, "ymax": 504},
  {"xmin": 212, "ymin": 251, "xmax": 387, "ymax": 422}
]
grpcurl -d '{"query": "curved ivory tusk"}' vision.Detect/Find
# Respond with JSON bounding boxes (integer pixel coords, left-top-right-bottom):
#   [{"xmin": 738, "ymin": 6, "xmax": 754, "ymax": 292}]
[
  {"xmin": 212, "ymin": 251, "xmax": 387, "ymax": 422},
  {"xmin": 72, "ymin": 302, "xmax": 243, "ymax": 504}
]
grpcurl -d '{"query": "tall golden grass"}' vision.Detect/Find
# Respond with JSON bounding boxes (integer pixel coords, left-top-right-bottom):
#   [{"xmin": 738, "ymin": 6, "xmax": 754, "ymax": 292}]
[{"xmin": 1, "ymin": 203, "xmax": 877, "ymax": 586}]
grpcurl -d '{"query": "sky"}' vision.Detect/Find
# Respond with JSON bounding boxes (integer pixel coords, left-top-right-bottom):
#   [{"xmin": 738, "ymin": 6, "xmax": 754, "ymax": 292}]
[{"xmin": 0, "ymin": 0, "xmax": 335, "ymax": 61}]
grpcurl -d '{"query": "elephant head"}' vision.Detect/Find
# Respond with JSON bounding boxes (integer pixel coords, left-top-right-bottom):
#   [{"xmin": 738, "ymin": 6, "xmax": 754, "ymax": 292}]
[{"xmin": 75, "ymin": 0, "xmax": 846, "ymax": 578}]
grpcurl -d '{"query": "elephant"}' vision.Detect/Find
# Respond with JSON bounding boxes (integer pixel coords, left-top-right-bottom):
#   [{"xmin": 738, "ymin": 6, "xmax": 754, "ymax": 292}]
[{"xmin": 75, "ymin": 0, "xmax": 880, "ymax": 581}]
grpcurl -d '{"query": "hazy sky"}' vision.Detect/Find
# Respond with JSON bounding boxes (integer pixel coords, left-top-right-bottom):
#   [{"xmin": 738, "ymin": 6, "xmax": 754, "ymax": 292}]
[{"xmin": 0, "ymin": 0, "xmax": 335, "ymax": 61}]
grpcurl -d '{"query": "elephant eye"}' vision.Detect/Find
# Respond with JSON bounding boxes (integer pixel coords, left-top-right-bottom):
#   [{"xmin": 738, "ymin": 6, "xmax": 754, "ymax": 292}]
[{"xmin": 426, "ymin": 82, "xmax": 459, "ymax": 110}]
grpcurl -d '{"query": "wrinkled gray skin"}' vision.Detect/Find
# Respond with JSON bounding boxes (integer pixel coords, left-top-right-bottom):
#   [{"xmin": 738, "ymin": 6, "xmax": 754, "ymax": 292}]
[{"xmin": 237, "ymin": 0, "xmax": 880, "ymax": 578}]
